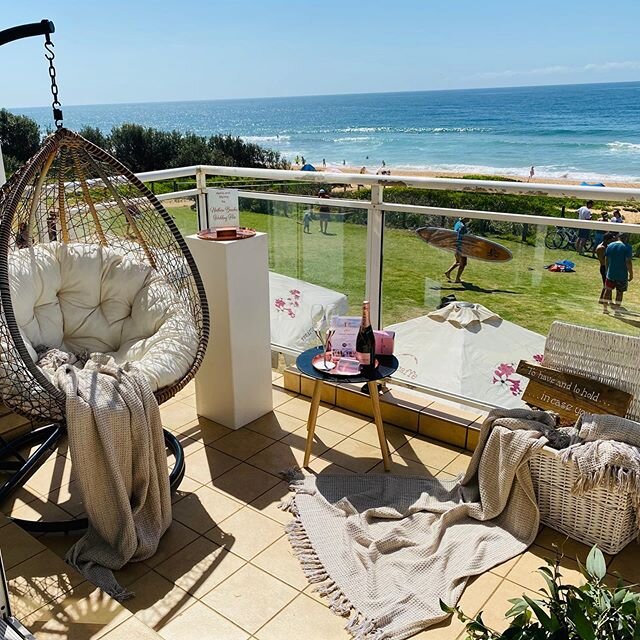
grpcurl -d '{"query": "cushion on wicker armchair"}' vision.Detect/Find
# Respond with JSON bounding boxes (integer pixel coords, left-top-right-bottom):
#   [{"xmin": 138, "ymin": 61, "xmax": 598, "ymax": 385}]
[{"xmin": 8, "ymin": 242, "xmax": 198, "ymax": 391}]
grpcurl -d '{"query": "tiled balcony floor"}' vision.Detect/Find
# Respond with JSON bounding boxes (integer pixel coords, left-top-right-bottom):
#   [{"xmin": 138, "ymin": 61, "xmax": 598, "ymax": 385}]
[{"xmin": 2, "ymin": 374, "xmax": 639, "ymax": 640}]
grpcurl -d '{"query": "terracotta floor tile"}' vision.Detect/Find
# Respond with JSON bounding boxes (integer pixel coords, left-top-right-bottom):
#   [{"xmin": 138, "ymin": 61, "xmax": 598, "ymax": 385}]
[
  {"xmin": 256, "ymin": 593, "xmax": 351, "ymax": 640},
  {"xmin": 206, "ymin": 507, "xmax": 284, "ymax": 561},
  {"xmin": 318, "ymin": 437, "xmax": 385, "ymax": 474},
  {"xmin": 246, "ymin": 441, "xmax": 306, "ymax": 476},
  {"xmin": 210, "ymin": 430, "xmax": 276, "ymax": 461},
  {"xmin": 505, "ymin": 544, "xmax": 584, "ymax": 592},
  {"xmin": 124, "ymin": 570, "xmax": 196, "ymax": 631},
  {"xmin": 489, "ymin": 555, "xmax": 520, "ymax": 578},
  {"xmin": 155, "ymin": 536, "xmax": 245, "ymax": 599},
  {"xmin": 609, "ymin": 541, "xmax": 640, "ymax": 583},
  {"xmin": 283, "ymin": 424, "xmax": 347, "ymax": 457},
  {"xmin": 24, "ymin": 453, "xmax": 75, "ymax": 496},
  {"xmin": 410, "ymin": 615, "xmax": 466, "ymax": 640},
  {"xmin": 7, "ymin": 549, "xmax": 85, "ymax": 619},
  {"xmin": 316, "ymin": 408, "xmax": 370, "ymax": 436},
  {"xmin": 145, "ymin": 520, "xmax": 200, "ymax": 567},
  {"xmin": 21, "ymin": 580, "xmax": 132, "ymax": 640},
  {"xmin": 272, "ymin": 388, "xmax": 298, "ymax": 408},
  {"xmin": 477, "ymin": 579, "xmax": 537, "ymax": 634},
  {"xmin": 160, "ymin": 402, "xmax": 198, "ymax": 430},
  {"xmin": 170, "ymin": 476, "xmax": 202, "ymax": 505},
  {"xmin": 172, "ymin": 485, "xmax": 243, "ymax": 535},
  {"xmin": 441, "ymin": 453, "xmax": 473, "ymax": 477},
  {"xmin": 457, "ymin": 571, "xmax": 502, "ymax": 617},
  {"xmin": 368, "ymin": 453, "xmax": 439, "ymax": 477},
  {"xmin": 9, "ymin": 497, "xmax": 74, "ymax": 523},
  {"xmin": 98, "ymin": 615, "xmax": 159, "ymax": 640},
  {"xmin": 252, "ymin": 536, "xmax": 308, "ymax": 590},
  {"xmin": 0, "ymin": 521, "xmax": 46, "ymax": 570},
  {"xmin": 277, "ymin": 396, "xmax": 330, "ymax": 422},
  {"xmin": 202, "ymin": 564, "xmax": 297, "ymax": 634},
  {"xmin": 159, "ymin": 601, "xmax": 248, "ymax": 640},
  {"xmin": 395, "ymin": 437, "xmax": 460, "ymax": 470},
  {"xmin": 183, "ymin": 446, "xmax": 241, "ymax": 485},
  {"xmin": 51, "ymin": 480, "xmax": 86, "ymax": 517},
  {"xmin": 174, "ymin": 433, "xmax": 205, "ymax": 457},
  {"xmin": 170, "ymin": 416, "xmax": 232, "ymax": 442},
  {"xmin": 351, "ymin": 421, "xmax": 413, "ymax": 452},
  {"xmin": 244, "ymin": 411, "xmax": 305, "ymax": 440},
  {"xmin": 534, "ymin": 526, "xmax": 610, "ymax": 566},
  {"xmin": 247, "ymin": 481, "xmax": 295, "ymax": 525},
  {"xmin": 211, "ymin": 463, "xmax": 281, "ymax": 504}
]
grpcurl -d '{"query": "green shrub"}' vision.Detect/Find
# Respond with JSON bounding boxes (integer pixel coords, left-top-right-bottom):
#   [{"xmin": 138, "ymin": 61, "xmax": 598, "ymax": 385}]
[{"xmin": 442, "ymin": 546, "xmax": 640, "ymax": 639}]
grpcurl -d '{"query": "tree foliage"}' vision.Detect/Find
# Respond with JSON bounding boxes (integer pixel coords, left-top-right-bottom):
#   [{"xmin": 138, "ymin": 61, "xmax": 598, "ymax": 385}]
[
  {"xmin": 0, "ymin": 109, "xmax": 41, "ymax": 174},
  {"xmin": 1, "ymin": 110, "xmax": 289, "ymax": 177}
]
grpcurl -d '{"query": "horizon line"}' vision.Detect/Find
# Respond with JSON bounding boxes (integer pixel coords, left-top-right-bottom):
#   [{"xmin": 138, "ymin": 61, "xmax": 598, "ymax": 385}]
[{"xmin": 8, "ymin": 79, "xmax": 640, "ymax": 112}]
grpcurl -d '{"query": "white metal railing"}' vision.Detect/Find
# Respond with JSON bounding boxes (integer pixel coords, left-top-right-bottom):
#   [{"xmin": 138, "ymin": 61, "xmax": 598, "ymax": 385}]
[
  {"xmin": 136, "ymin": 164, "xmax": 640, "ymax": 321},
  {"xmin": 135, "ymin": 164, "xmax": 640, "ymax": 408}
]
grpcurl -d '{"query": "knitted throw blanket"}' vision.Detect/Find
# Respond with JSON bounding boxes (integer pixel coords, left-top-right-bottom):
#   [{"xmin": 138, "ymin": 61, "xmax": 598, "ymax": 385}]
[
  {"xmin": 561, "ymin": 413, "xmax": 640, "ymax": 516},
  {"xmin": 53, "ymin": 354, "xmax": 172, "ymax": 600},
  {"xmin": 284, "ymin": 409, "xmax": 552, "ymax": 640}
]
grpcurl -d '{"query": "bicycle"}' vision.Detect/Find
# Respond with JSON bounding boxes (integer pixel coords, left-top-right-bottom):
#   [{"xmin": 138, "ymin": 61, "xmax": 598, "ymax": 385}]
[{"xmin": 545, "ymin": 227, "xmax": 595, "ymax": 253}]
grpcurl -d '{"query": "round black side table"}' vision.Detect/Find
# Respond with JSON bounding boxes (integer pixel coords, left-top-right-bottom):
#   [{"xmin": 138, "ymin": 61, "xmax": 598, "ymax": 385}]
[{"xmin": 296, "ymin": 347, "xmax": 399, "ymax": 471}]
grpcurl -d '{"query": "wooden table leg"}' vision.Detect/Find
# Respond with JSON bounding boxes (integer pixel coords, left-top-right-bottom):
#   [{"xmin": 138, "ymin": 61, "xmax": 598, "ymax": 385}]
[
  {"xmin": 303, "ymin": 379, "xmax": 323, "ymax": 467},
  {"xmin": 368, "ymin": 381, "xmax": 391, "ymax": 472}
]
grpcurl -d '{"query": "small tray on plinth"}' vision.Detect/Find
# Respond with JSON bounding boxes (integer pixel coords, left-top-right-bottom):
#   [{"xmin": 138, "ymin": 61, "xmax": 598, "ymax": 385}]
[{"xmin": 197, "ymin": 227, "xmax": 256, "ymax": 241}]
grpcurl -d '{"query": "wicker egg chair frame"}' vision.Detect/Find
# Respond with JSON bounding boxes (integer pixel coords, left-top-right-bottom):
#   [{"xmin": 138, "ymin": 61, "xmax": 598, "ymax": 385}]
[{"xmin": 0, "ymin": 128, "xmax": 210, "ymax": 532}]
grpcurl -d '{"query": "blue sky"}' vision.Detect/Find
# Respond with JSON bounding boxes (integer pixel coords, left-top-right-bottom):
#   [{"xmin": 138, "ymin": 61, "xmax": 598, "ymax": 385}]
[{"xmin": 1, "ymin": 0, "xmax": 639, "ymax": 107}]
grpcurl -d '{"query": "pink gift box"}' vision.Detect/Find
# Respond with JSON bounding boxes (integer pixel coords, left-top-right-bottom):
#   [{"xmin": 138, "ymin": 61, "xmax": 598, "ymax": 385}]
[{"xmin": 374, "ymin": 330, "xmax": 395, "ymax": 356}]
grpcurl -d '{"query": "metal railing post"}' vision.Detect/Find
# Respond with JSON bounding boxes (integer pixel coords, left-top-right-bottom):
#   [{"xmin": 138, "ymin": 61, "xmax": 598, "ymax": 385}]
[
  {"xmin": 366, "ymin": 184, "xmax": 384, "ymax": 329},
  {"xmin": 195, "ymin": 166, "xmax": 208, "ymax": 231}
]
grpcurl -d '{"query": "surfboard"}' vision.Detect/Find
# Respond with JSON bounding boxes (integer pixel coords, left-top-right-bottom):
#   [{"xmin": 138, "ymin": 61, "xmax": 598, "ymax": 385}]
[{"xmin": 416, "ymin": 227, "xmax": 513, "ymax": 262}]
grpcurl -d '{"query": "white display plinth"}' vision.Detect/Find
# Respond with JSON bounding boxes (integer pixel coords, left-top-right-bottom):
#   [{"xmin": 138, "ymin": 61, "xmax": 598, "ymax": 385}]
[{"xmin": 186, "ymin": 232, "xmax": 273, "ymax": 429}]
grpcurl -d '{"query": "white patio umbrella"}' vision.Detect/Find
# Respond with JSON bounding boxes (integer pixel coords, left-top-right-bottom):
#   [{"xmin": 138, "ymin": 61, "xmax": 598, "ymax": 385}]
[
  {"xmin": 385, "ymin": 302, "xmax": 546, "ymax": 408},
  {"xmin": 269, "ymin": 272, "xmax": 349, "ymax": 352}
]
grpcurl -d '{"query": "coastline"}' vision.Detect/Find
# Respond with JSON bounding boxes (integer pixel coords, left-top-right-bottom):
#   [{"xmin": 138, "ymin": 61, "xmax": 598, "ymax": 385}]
[{"xmin": 321, "ymin": 165, "xmax": 640, "ymax": 190}]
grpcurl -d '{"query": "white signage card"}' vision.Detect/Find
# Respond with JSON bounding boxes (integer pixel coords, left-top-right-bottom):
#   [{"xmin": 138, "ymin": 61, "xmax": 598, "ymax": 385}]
[{"xmin": 207, "ymin": 188, "xmax": 240, "ymax": 228}]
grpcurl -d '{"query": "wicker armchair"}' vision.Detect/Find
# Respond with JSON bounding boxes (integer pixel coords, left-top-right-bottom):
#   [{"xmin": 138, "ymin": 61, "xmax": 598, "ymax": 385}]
[{"xmin": 0, "ymin": 128, "xmax": 209, "ymax": 532}]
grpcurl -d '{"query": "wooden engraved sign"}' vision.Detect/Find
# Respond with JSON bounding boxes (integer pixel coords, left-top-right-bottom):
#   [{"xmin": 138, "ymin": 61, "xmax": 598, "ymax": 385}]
[{"xmin": 517, "ymin": 360, "xmax": 632, "ymax": 424}]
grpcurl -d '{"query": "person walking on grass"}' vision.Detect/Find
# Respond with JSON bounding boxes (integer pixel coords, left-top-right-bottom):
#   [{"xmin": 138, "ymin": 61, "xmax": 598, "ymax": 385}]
[
  {"xmin": 444, "ymin": 217, "xmax": 470, "ymax": 283},
  {"xmin": 603, "ymin": 233, "xmax": 633, "ymax": 314},
  {"xmin": 303, "ymin": 209, "xmax": 312, "ymax": 234},
  {"xmin": 596, "ymin": 232, "xmax": 617, "ymax": 304},
  {"xmin": 318, "ymin": 188, "xmax": 330, "ymax": 234},
  {"xmin": 576, "ymin": 200, "xmax": 594, "ymax": 255}
]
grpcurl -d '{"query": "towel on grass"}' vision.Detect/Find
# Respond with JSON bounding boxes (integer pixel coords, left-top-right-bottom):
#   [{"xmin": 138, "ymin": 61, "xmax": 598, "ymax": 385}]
[
  {"xmin": 53, "ymin": 354, "xmax": 171, "ymax": 600},
  {"xmin": 284, "ymin": 408, "xmax": 554, "ymax": 640}
]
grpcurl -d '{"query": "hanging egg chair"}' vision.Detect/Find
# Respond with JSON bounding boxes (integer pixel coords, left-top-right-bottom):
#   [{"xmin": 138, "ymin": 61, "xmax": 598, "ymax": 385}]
[{"xmin": 0, "ymin": 22, "xmax": 209, "ymax": 532}]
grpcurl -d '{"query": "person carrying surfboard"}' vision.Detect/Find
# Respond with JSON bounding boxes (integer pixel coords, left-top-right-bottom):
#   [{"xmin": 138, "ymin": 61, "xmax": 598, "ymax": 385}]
[{"xmin": 444, "ymin": 217, "xmax": 470, "ymax": 283}]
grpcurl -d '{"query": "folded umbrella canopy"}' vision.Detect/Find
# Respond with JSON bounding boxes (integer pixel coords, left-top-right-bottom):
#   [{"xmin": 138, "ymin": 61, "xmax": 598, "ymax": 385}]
[{"xmin": 385, "ymin": 302, "xmax": 546, "ymax": 408}]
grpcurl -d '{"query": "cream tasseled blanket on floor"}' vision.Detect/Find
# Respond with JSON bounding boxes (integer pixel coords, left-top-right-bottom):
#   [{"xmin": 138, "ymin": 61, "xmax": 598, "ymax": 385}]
[
  {"xmin": 54, "ymin": 354, "xmax": 172, "ymax": 600},
  {"xmin": 284, "ymin": 409, "xmax": 554, "ymax": 640}
]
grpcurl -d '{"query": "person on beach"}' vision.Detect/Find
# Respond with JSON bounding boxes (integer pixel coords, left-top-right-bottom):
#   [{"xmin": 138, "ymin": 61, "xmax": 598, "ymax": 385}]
[
  {"xmin": 528, "ymin": 166, "xmax": 535, "ymax": 182},
  {"xmin": 576, "ymin": 200, "xmax": 594, "ymax": 255},
  {"xmin": 318, "ymin": 188, "xmax": 330, "ymax": 234},
  {"xmin": 360, "ymin": 166, "xmax": 367, "ymax": 174},
  {"xmin": 612, "ymin": 208, "xmax": 624, "ymax": 223},
  {"xmin": 303, "ymin": 209, "xmax": 312, "ymax": 234},
  {"xmin": 594, "ymin": 211, "xmax": 610, "ymax": 248},
  {"xmin": 444, "ymin": 217, "xmax": 470, "ymax": 283},
  {"xmin": 322, "ymin": 158, "xmax": 326, "ymax": 167},
  {"xmin": 603, "ymin": 233, "xmax": 633, "ymax": 314},
  {"xmin": 596, "ymin": 232, "xmax": 617, "ymax": 304}
]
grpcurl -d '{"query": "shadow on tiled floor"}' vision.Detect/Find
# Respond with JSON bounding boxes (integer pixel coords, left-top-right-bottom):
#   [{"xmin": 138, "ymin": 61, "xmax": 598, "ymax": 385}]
[{"xmin": 1, "ymin": 375, "xmax": 638, "ymax": 639}]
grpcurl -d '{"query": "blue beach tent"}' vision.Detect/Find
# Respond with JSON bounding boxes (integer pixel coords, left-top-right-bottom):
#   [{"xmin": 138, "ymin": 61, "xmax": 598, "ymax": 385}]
[{"xmin": 300, "ymin": 163, "xmax": 316, "ymax": 171}]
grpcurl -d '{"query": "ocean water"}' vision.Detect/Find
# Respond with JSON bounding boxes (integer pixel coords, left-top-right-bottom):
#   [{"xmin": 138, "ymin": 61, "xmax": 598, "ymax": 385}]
[{"xmin": 15, "ymin": 81, "xmax": 640, "ymax": 182}]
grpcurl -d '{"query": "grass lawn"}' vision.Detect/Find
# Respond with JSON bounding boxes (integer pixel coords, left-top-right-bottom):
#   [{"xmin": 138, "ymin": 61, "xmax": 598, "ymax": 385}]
[{"xmin": 167, "ymin": 204, "xmax": 640, "ymax": 338}]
